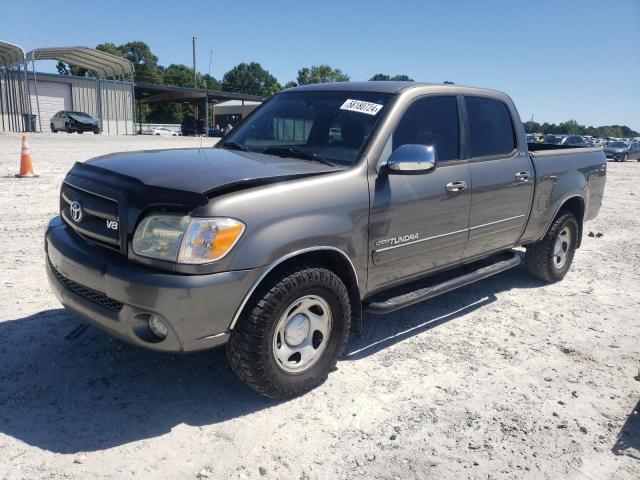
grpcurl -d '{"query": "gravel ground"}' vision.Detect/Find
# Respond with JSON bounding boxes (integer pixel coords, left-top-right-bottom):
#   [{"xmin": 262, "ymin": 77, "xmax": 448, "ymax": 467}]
[{"xmin": 0, "ymin": 132, "xmax": 638, "ymax": 480}]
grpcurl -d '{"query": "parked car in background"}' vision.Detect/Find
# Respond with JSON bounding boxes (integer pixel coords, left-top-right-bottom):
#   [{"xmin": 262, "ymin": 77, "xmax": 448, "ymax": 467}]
[
  {"xmin": 45, "ymin": 81, "xmax": 606, "ymax": 398},
  {"xmin": 51, "ymin": 111, "xmax": 100, "ymax": 134},
  {"xmin": 604, "ymin": 141, "xmax": 640, "ymax": 162},
  {"xmin": 151, "ymin": 127, "xmax": 179, "ymax": 137},
  {"xmin": 181, "ymin": 117, "xmax": 205, "ymax": 136},
  {"xmin": 543, "ymin": 134, "xmax": 588, "ymax": 147},
  {"xmin": 208, "ymin": 125, "xmax": 225, "ymax": 137}
]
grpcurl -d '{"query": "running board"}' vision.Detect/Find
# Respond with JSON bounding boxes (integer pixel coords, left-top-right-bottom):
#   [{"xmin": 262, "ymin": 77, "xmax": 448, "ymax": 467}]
[{"xmin": 364, "ymin": 251, "xmax": 521, "ymax": 314}]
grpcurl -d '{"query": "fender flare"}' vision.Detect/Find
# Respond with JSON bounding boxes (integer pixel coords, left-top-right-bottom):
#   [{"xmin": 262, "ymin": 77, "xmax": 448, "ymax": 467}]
[{"xmin": 228, "ymin": 246, "xmax": 359, "ymax": 330}]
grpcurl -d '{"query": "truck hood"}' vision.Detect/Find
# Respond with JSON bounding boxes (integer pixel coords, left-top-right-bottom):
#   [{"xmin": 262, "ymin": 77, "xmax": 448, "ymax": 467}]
[{"xmin": 84, "ymin": 147, "xmax": 344, "ymax": 196}]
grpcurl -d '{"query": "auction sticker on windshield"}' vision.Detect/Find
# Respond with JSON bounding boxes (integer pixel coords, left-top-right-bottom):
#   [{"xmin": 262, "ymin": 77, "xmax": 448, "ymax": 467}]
[{"xmin": 340, "ymin": 99, "xmax": 383, "ymax": 116}]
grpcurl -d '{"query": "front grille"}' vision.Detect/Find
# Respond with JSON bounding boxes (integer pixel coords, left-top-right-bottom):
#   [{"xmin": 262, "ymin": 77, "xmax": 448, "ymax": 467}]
[
  {"xmin": 49, "ymin": 260, "xmax": 123, "ymax": 312},
  {"xmin": 60, "ymin": 183, "xmax": 121, "ymax": 251}
]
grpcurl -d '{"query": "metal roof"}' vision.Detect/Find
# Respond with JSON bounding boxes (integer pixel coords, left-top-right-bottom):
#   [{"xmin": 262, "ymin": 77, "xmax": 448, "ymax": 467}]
[
  {"xmin": 26, "ymin": 46, "xmax": 134, "ymax": 78},
  {"xmin": 135, "ymin": 82, "xmax": 265, "ymax": 104},
  {"xmin": 0, "ymin": 40, "xmax": 25, "ymax": 68}
]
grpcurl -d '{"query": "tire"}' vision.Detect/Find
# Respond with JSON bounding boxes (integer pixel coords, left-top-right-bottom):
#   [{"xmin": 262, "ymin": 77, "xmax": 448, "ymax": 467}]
[
  {"xmin": 50, "ymin": 124, "xmax": 56, "ymax": 133},
  {"xmin": 525, "ymin": 212, "xmax": 579, "ymax": 283},
  {"xmin": 227, "ymin": 264, "xmax": 351, "ymax": 398},
  {"xmin": 65, "ymin": 123, "xmax": 71, "ymax": 133},
  {"xmin": 93, "ymin": 128, "xmax": 100, "ymax": 134},
  {"xmin": 624, "ymin": 154, "xmax": 628, "ymax": 162},
  {"xmin": 78, "ymin": 131, "xmax": 83, "ymax": 134}
]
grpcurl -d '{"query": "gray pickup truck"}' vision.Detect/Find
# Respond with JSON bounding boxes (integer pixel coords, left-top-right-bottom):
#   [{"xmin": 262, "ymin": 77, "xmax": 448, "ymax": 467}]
[{"xmin": 46, "ymin": 82, "xmax": 606, "ymax": 398}]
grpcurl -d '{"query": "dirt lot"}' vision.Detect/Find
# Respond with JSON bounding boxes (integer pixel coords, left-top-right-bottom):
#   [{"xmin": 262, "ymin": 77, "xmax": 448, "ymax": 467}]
[{"xmin": 0, "ymin": 132, "xmax": 638, "ymax": 480}]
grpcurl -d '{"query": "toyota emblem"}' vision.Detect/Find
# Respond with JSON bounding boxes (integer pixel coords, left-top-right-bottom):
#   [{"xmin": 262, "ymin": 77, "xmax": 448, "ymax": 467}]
[{"xmin": 70, "ymin": 201, "xmax": 83, "ymax": 223}]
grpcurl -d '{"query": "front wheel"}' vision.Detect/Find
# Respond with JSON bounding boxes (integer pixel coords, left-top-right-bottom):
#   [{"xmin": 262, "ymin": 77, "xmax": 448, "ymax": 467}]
[
  {"xmin": 227, "ymin": 264, "xmax": 351, "ymax": 398},
  {"xmin": 50, "ymin": 124, "xmax": 56, "ymax": 133},
  {"xmin": 525, "ymin": 212, "xmax": 578, "ymax": 282},
  {"xmin": 65, "ymin": 123, "xmax": 71, "ymax": 133}
]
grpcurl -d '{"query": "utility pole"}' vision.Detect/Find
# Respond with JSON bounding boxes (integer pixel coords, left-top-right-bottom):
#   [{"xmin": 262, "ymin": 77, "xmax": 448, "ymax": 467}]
[
  {"xmin": 192, "ymin": 36, "xmax": 197, "ymax": 88},
  {"xmin": 192, "ymin": 36, "xmax": 198, "ymax": 132},
  {"xmin": 205, "ymin": 50, "xmax": 212, "ymax": 134}
]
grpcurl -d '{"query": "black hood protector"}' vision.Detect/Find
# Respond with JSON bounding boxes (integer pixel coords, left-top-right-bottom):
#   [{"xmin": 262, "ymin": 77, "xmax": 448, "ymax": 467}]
[{"xmin": 84, "ymin": 147, "xmax": 344, "ymax": 197}]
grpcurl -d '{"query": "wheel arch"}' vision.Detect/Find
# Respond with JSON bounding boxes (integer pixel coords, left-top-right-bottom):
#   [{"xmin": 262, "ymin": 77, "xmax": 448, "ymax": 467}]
[
  {"xmin": 550, "ymin": 195, "xmax": 585, "ymax": 248},
  {"xmin": 229, "ymin": 246, "xmax": 363, "ymax": 334}
]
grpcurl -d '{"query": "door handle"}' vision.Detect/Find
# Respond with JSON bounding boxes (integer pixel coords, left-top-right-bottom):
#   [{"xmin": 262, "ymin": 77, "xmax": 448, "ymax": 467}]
[
  {"xmin": 446, "ymin": 180, "xmax": 467, "ymax": 192},
  {"xmin": 515, "ymin": 171, "xmax": 531, "ymax": 181}
]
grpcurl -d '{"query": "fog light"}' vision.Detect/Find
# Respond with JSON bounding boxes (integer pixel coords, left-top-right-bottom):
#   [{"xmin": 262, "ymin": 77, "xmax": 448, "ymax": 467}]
[{"xmin": 148, "ymin": 314, "xmax": 169, "ymax": 339}]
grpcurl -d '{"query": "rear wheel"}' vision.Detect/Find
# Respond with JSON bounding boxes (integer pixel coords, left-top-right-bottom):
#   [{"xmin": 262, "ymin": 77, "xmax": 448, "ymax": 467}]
[
  {"xmin": 525, "ymin": 212, "xmax": 578, "ymax": 282},
  {"xmin": 227, "ymin": 264, "xmax": 351, "ymax": 398}
]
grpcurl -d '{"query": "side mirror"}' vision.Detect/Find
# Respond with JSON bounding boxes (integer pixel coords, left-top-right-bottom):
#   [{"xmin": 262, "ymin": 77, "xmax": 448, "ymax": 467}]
[{"xmin": 385, "ymin": 144, "xmax": 437, "ymax": 174}]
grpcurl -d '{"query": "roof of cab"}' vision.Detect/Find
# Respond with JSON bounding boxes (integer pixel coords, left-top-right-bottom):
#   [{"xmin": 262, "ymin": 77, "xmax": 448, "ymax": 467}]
[{"xmin": 284, "ymin": 81, "xmax": 505, "ymax": 98}]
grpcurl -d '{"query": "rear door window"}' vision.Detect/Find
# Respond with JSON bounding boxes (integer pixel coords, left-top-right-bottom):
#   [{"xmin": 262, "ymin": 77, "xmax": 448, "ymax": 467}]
[{"xmin": 465, "ymin": 96, "xmax": 516, "ymax": 157}]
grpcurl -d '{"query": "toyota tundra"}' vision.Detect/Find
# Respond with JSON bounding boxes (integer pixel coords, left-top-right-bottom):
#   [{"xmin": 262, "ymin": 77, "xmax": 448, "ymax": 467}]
[{"xmin": 46, "ymin": 82, "xmax": 606, "ymax": 398}]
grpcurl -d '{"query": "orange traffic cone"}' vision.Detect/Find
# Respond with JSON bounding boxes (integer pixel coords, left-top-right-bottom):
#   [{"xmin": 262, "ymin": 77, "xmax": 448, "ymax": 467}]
[{"xmin": 15, "ymin": 135, "xmax": 38, "ymax": 178}]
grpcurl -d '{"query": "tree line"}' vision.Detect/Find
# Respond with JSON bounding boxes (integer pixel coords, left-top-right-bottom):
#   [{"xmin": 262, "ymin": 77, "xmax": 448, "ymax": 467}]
[
  {"xmin": 56, "ymin": 41, "xmax": 637, "ymax": 136},
  {"xmin": 56, "ymin": 41, "xmax": 418, "ymax": 124},
  {"xmin": 523, "ymin": 119, "xmax": 638, "ymax": 138}
]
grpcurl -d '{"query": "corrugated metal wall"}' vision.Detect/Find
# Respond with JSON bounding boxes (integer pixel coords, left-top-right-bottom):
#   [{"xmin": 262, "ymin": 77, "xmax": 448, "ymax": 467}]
[
  {"xmin": 98, "ymin": 79, "xmax": 134, "ymax": 135},
  {"xmin": 0, "ymin": 70, "xmax": 31, "ymax": 132}
]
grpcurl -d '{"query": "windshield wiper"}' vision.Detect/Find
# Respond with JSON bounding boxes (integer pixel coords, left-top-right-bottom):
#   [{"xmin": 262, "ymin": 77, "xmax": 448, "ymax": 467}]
[
  {"xmin": 221, "ymin": 140, "xmax": 250, "ymax": 152},
  {"xmin": 261, "ymin": 146, "xmax": 336, "ymax": 166}
]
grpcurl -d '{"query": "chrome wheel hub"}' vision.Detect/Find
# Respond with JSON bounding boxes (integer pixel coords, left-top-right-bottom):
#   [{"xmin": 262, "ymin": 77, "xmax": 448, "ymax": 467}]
[
  {"xmin": 273, "ymin": 295, "xmax": 332, "ymax": 373},
  {"xmin": 553, "ymin": 226, "xmax": 572, "ymax": 269}
]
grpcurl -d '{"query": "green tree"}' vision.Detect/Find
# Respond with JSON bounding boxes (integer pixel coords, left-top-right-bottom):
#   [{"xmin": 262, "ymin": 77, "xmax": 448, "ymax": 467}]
[
  {"xmin": 296, "ymin": 65, "xmax": 349, "ymax": 85},
  {"xmin": 164, "ymin": 64, "xmax": 199, "ymax": 87},
  {"xmin": 523, "ymin": 120, "xmax": 542, "ymax": 133},
  {"xmin": 202, "ymin": 73, "xmax": 222, "ymax": 90},
  {"xmin": 559, "ymin": 119, "xmax": 583, "ymax": 134},
  {"xmin": 369, "ymin": 73, "xmax": 413, "ymax": 81},
  {"xmin": 222, "ymin": 62, "xmax": 281, "ymax": 96},
  {"xmin": 109, "ymin": 41, "xmax": 163, "ymax": 84},
  {"xmin": 282, "ymin": 81, "xmax": 298, "ymax": 90}
]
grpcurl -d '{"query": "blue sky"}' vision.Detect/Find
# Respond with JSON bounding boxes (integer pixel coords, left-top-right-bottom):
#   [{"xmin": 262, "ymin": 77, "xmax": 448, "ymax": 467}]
[{"xmin": 2, "ymin": 0, "xmax": 639, "ymax": 130}]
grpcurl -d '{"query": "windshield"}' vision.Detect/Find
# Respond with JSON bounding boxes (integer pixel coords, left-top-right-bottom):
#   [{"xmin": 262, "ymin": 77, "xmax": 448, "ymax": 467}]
[
  {"xmin": 543, "ymin": 135, "xmax": 564, "ymax": 144},
  {"xmin": 221, "ymin": 91, "xmax": 394, "ymax": 165},
  {"xmin": 70, "ymin": 111, "xmax": 91, "ymax": 118},
  {"xmin": 607, "ymin": 142, "xmax": 628, "ymax": 148}
]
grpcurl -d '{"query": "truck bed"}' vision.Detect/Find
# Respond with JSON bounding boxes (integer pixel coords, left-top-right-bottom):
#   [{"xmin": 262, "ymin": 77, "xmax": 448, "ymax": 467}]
[{"xmin": 518, "ymin": 145, "xmax": 606, "ymax": 246}]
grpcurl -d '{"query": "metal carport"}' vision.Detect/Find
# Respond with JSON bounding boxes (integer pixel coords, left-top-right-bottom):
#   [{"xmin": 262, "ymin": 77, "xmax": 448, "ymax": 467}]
[
  {"xmin": 135, "ymin": 82, "xmax": 264, "ymax": 133},
  {"xmin": 26, "ymin": 47, "xmax": 135, "ymax": 133}
]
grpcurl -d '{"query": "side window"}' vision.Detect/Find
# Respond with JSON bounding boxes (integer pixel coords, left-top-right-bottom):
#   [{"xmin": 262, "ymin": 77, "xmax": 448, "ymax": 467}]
[
  {"xmin": 60, "ymin": 112, "xmax": 66, "ymax": 118},
  {"xmin": 392, "ymin": 96, "xmax": 459, "ymax": 161},
  {"xmin": 465, "ymin": 96, "xmax": 516, "ymax": 157}
]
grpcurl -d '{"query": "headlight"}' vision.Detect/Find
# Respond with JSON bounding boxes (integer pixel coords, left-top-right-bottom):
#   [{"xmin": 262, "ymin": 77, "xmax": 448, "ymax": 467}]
[{"xmin": 132, "ymin": 214, "xmax": 245, "ymax": 264}]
